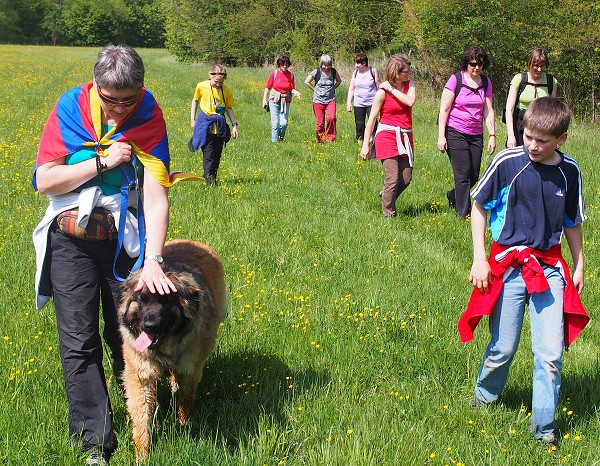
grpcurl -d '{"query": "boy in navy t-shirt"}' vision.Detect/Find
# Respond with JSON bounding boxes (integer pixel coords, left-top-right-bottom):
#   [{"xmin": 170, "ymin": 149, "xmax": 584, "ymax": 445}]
[{"xmin": 459, "ymin": 97, "xmax": 589, "ymax": 447}]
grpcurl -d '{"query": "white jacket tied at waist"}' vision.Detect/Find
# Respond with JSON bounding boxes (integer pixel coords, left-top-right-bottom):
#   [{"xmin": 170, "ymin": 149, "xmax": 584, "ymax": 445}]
[
  {"xmin": 33, "ymin": 186, "xmax": 140, "ymax": 310},
  {"xmin": 375, "ymin": 123, "xmax": 414, "ymax": 167}
]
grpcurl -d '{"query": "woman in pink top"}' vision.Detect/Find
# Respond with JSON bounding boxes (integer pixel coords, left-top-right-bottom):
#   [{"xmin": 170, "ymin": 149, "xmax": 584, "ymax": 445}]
[
  {"xmin": 347, "ymin": 53, "xmax": 380, "ymax": 142},
  {"xmin": 360, "ymin": 55, "xmax": 416, "ymax": 217},
  {"xmin": 262, "ymin": 55, "xmax": 301, "ymax": 142},
  {"xmin": 437, "ymin": 44, "xmax": 496, "ymax": 218}
]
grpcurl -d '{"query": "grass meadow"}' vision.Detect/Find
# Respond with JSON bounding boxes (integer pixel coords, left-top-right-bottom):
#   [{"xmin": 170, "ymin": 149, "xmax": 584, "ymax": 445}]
[{"xmin": 1, "ymin": 45, "xmax": 600, "ymax": 465}]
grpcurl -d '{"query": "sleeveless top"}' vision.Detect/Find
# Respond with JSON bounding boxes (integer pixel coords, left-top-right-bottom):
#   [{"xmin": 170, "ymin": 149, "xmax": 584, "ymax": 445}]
[{"xmin": 375, "ymin": 81, "xmax": 414, "ymax": 160}]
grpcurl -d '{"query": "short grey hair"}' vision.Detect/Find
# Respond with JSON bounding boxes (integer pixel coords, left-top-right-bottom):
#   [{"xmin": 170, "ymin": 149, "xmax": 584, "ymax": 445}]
[
  {"xmin": 94, "ymin": 44, "xmax": 144, "ymax": 89},
  {"xmin": 319, "ymin": 54, "xmax": 333, "ymax": 67}
]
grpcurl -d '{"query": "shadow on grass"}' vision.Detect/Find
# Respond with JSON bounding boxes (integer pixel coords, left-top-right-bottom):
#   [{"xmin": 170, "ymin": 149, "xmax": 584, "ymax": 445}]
[
  {"xmin": 481, "ymin": 364, "xmax": 600, "ymax": 440},
  {"xmin": 139, "ymin": 349, "xmax": 328, "ymax": 453},
  {"xmin": 220, "ymin": 175, "xmax": 266, "ymax": 185},
  {"xmin": 397, "ymin": 201, "xmax": 447, "ymax": 218}
]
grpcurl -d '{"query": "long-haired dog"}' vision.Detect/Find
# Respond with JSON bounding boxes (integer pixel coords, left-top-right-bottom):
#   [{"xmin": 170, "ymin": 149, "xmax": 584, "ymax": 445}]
[{"xmin": 118, "ymin": 239, "xmax": 227, "ymax": 460}]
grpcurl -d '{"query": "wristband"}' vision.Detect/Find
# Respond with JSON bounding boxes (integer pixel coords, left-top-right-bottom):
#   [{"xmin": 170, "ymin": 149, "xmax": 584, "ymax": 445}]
[
  {"xmin": 489, "ymin": 134, "xmax": 496, "ymax": 137},
  {"xmin": 95, "ymin": 153, "xmax": 108, "ymax": 178}
]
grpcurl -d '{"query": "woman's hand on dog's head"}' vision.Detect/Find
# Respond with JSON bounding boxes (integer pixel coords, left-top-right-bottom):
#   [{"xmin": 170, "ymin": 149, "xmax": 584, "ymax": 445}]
[{"xmin": 134, "ymin": 260, "xmax": 177, "ymax": 295}]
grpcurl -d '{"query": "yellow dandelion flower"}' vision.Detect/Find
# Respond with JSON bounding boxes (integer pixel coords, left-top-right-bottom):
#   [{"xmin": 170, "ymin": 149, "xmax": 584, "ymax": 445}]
[
  {"xmin": 347, "ymin": 429, "xmax": 353, "ymax": 435},
  {"xmin": 430, "ymin": 453, "xmax": 436, "ymax": 459}
]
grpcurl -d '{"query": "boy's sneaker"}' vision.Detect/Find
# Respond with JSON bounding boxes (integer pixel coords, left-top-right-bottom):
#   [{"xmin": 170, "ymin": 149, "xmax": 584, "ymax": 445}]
[
  {"xmin": 538, "ymin": 432, "xmax": 558, "ymax": 453},
  {"xmin": 469, "ymin": 397, "xmax": 489, "ymax": 410}
]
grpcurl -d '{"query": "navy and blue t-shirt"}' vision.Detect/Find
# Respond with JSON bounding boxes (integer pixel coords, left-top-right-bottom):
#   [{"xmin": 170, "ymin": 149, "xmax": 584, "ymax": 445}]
[{"xmin": 472, "ymin": 146, "xmax": 585, "ymax": 250}]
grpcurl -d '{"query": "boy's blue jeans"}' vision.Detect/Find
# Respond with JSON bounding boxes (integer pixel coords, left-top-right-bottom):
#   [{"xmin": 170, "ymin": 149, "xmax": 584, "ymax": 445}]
[
  {"xmin": 269, "ymin": 99, "xmax": 290, "ymax": 142},
  {"xmin": 474, "ymin": 264, "xmax": 565, "ymax": 440}
]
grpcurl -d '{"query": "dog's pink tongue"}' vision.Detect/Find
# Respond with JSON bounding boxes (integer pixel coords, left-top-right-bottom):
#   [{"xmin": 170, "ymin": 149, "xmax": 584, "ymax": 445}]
[{"xmin": 135, "ymin": 332, "xmax": 154, "ymax": 352}]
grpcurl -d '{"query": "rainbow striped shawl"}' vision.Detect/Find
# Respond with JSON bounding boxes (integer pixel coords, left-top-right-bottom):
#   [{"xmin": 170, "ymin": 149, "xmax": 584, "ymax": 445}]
[{"xmin": 33, "ymin": 82, "xmax": 200, "ymax": 189}]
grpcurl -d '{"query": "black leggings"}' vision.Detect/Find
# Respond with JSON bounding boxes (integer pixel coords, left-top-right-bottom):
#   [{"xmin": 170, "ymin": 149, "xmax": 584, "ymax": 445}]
[
  {"xmin": 445, "ymin": 126, "xmax": 483, "ymax": 218},
  {"xmin": 353, "ymin": 105, "xmax": 373, "ymax": 141},
  {"xmin": 202, "ymin": 132, "xmax": 226, "ymax": 178}
]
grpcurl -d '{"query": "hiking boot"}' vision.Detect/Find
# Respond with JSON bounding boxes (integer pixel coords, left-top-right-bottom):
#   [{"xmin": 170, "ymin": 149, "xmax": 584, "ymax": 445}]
[
  {"xmin": 205, "ymin": 174, "xmax": 217, "ymax": 186},
  {"xmin": 85, "ymin": 448, "xmax": 108, "ymax": 466},
  {"xmin": 446, "ymin": 190, "xmax": 456, "ymax": 208}
]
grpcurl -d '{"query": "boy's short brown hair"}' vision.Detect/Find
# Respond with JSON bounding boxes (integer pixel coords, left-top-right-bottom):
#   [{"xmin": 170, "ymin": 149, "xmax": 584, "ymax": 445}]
[{"xmin": 523, "ymin": 97, "xmax": 570, "ymax": 137}]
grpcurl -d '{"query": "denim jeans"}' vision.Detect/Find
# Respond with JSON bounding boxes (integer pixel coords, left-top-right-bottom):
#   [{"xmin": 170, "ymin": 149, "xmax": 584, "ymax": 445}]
[
  {"xmin": 269, "ymin": 99, "xmax": 290, "ymax": 142},
  {"xmin": 474, "ymin": 265, "xmax": 565, "ymax": 440}
]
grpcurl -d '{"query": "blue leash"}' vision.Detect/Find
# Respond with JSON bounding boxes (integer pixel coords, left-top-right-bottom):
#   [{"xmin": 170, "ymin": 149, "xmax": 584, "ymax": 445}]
[{"xmin": 113, "ymin": 156, "xmax": 146, "ymax": 282}]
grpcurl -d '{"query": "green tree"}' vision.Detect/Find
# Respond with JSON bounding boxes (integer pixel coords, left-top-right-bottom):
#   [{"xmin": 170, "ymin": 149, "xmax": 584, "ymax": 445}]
[
  {"xmin": 547, "ymin": 0, "xmax": 600, "ymax": 116},
  {"xmin": 0, "ymin": 0, "xmax": 21, "ymax": 43},
  {"xmin": 123, "ymin": 0, "xmax": 165, "ymax": 47},
  {"xmin": 160, "ymin": 0, "xmax": 403, "ymax": 65},
  {"xmin": 0, "ymin": 0, "xmax": 55, "ymax": 43},
  {"xmin": 404, "ymin": 0, "xmax": 598, "ymax": 116},
  {"xmin": 61, "ymin": 0, "xmax": 128, "ymax": 46}
]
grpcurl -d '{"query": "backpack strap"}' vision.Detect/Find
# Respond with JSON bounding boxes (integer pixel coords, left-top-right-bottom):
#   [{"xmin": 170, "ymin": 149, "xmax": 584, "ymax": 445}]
[
  {"xmin": 518, "ymin": 71, "xmax": 555, "ymax": 100},
  {"xmin": 546, "ymin": 73, "xmax": 554, "ymax": 95},
  {"xmin": 453, "ymin": 72, "xmax": 462, "ymax": 98},
  {"xmin": 480, "ymin": 75, "xmax": 489, "ymax": 94},
  {"xmin": 454, "ymin": 71, "xmax": 489, "ymax": 97},
  {"xmin": 517, "ymin": 71, "xmax": 528, "ymax": 99},
  {"xmin": 354, "ymin": 67, "xmax": 376, "ymax": 83},
  {"xmin": 315, "ymin": 67, "xmax": 336, "ymax": 84}
]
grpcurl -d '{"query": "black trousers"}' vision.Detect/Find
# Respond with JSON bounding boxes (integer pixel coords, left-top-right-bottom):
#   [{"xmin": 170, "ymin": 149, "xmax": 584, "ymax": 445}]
[
  {"xmin": 202, "ymin": 132, "xmax": 226, "ymax": 178},
  {"xmin": 353, "ymin": 105, "xmax": 373, "ymax": 141},
  {"xmin": 445, "ymin": 126, "xmax": 483, "ymax": 218},
  {"xmin": 514, "ymin": 109, "xmax": 526, "ymax": 146},
  {"xmin": 49, "ymin": 226, "xmax": 135, "ymax": 457}
]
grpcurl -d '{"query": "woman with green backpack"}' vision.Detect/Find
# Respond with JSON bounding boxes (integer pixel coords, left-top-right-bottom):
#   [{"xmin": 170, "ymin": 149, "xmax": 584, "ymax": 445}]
[{"xmin": 505, "ymin": 48, "xmax": 558, "ymax": 147}]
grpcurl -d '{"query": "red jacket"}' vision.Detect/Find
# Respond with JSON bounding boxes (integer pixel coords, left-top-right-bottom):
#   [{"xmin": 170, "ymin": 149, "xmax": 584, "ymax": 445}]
[{"xmin": 458, "ymin": 242, "xmax": 589, "ymax": 346}]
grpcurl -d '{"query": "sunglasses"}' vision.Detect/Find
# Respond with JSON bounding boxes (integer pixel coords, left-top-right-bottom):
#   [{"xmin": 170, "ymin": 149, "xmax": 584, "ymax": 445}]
[
  {"xmin": 468, "ymin": 62, "xmax": 483, "ymax": 68},
  {"xmin": 210, "ymin": 72, "xmax": 227, "ymax": 76},
  {"xmin": 97, "ymin": 86, "xmax": 141, "ymax": 108}
]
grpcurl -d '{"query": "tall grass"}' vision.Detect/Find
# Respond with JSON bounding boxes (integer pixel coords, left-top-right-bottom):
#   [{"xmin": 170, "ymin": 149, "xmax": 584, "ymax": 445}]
[{"xmin": 1, "ymin": 45, "xmax": 599, "ymax": 465}]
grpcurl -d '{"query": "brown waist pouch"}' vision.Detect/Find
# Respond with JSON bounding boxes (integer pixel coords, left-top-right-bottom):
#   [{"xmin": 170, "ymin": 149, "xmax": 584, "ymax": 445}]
[{"xmin": 56, "ymin": 208, "xmax": 117, "ymax": 241}]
